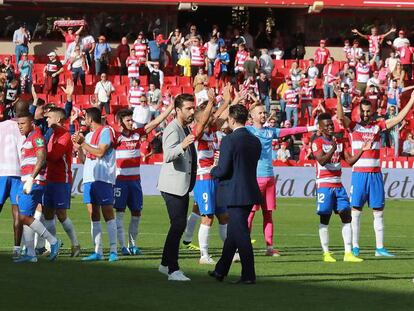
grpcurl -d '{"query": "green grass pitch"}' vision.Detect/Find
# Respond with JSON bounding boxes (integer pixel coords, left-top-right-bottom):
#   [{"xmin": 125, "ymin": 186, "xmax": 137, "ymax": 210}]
[{"xmin": 0, "ymin": 196, "xmax": 413, "ymax": 311}]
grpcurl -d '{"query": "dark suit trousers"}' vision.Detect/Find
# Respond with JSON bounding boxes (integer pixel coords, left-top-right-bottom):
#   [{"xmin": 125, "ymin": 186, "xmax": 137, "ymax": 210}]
[
  {"xmin": 160, "ymin": 191, "xmax": 189, "ymax": 274},
  {"xmin": 215, "ymin": 205, "xmax": 256, "ymax": 281}
]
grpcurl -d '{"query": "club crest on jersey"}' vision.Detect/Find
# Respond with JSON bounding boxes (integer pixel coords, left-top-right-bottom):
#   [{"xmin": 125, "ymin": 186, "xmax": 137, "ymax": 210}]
[{"xmin": 35, "ymin": 138, "xmax": 44, "ymax": 147}]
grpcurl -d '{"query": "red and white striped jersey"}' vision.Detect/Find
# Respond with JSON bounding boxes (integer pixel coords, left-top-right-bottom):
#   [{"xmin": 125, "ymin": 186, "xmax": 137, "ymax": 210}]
[
  {"xmin": 235, "ymin": 50, "xmax": 249, "ymax": 71},
  {"xmin": 356, "ymin": 63, "xmax": 370, "ymax": 83},
  {"xmin": 126, "ymin": 56, "xmax": 140, "ymax": 78},
  {"xmin": 193, "ymin": 129, "xmax": 219, "ymax": 176},
  {"xmin": 323, "ymin": 64, "xmax": 338, "ymax": 85},
  {"xmin": 343, "ymin": 45, "xmax": 351, "ymax": 59},
  {"xmin": 133, "ymin": 42, "xmax": 148, "ymax": 62},
  {"xmin": 314, "ymin": 48, "xmax": 330, "ymax": 65},
  {"xmin": 190, "ymin": 45, "xmax": 205, "ymax": 66},
  {"xmin": 128, "ymin": 86, "xmax": 145, "ymax": 107},
  {"xmin": 21, "ymin": 127, "xmax": 46, "ymax": 185},
  {"xmin": 283, "ymin": 88, "xmax": 299, "ymax": 108},
  {"xmin": 348, "ymin": 47, "xmax": 363, "ymax": 66},
  {"xmin": 115, "ymin": 128, "xmax": 146, "ymax": 181},
  {"xmin": 300, "ymin": 86, "xmax": 314, "ymax": 102},
  {"xmin": 367, "ymin": 35, "xmax": 383, "ymax": 55},
  {"xmin": 312, "ymin": 136, "xmax": 346, "ymax": 188},
  {"xmin": 349, "ymin": 120, "xmax": 386, "ymax": 172}
]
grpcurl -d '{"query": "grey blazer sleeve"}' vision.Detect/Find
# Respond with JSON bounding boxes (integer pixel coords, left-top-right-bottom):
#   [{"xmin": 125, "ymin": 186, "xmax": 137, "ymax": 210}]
[{"xmin": 162, "ymin": 122, "xmax": 185, "ymax": 163}]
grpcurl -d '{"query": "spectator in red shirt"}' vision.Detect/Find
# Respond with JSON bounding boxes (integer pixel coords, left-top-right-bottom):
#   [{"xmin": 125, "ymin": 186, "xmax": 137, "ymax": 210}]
[
  {"xmin": 397, "ymin": 41, "xmax": 413, "ymax": 81},
  {"xmin": 299, "ymin": 137, "xmax": 312, "ymax": 161},
  {"xmin": 117, "ymin": 37, "xmax": 130, "ymax": 76},
  {"xmin": 140, "ymin": 133, "xmax": 153, "ymax": 164},
  {"xmin": 352, "ymin": 26, "xmax": 396, "ymax": 65},
  {"xmin": 314, "ymin": 40, "xmax": 331, "ymax": 78},
  {"xmin": 57, "ymin": 26, "xmax": 83, "ymax": 49}
]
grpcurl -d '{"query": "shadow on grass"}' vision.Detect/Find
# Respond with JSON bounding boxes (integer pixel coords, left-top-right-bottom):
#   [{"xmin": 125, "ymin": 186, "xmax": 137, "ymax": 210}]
[{"xmin": 0, "ymin": 252, "xmax": 413, "ymax": 311}]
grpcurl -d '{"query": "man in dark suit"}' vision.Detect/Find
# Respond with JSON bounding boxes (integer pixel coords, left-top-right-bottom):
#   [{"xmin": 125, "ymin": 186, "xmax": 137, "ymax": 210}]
[{"xmin": 208, "ymin": 104, "xmax": 262, "ymax": 284}]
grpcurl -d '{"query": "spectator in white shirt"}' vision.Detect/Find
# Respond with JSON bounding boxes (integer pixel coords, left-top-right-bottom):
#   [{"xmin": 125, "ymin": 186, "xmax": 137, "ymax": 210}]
[
  {"xmin": 94, "ymin": 73, "xmax": 115, "ymax": 114},
  {"xmin": 195, "ymin": 83, "xmax": 209, "ymax": 106},
  {"xmin": 132, "ymin": 95, "xmax": 152, "ymax": 128},
  {"xmin": 403, "ymin": 133, "xmax": 414, "ymax": 156},
  {"xmin": 13, "ymin": 23, "xmax": 30, "ymax": 64},
  {"xmin": 276, "ymin": 142, "xmax": 291, "ymax": 162},
  {"xmin": 306, "ymin": 58, "xmax": 319, "ymax": 86},
  {"xmin": 204, "ymin": 35, "xmax": 219, "ymax": 76},
  {"xmin": 392, "ymin": 30, "xmax": 410, "ymax": 49},
  {"xmin": 259, "ymin": 49, "xmax": 274, "ymax": 79}
]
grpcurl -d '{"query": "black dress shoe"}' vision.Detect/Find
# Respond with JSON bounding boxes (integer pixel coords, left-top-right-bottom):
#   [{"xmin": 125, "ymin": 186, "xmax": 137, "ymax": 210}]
[
  {"xmin": 232, "ymin": 279, "xmax": 256, "ymax": 285},
  {"xmin": 208, "ymin": 270, "xmax": 224, "ymax": 282}
]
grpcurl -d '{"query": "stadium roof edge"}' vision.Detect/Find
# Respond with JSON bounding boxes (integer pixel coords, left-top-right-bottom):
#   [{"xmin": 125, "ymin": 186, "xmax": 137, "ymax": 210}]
[{"xmin": 4, "ymin": 0, "xmax": 414, "ymax": 10}]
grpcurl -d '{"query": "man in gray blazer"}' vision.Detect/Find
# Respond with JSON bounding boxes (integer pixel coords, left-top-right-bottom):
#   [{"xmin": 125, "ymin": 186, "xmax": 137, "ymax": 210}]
[{"xmin": 157, "ymin": 93, "xmax": 197, "ymax": 281}]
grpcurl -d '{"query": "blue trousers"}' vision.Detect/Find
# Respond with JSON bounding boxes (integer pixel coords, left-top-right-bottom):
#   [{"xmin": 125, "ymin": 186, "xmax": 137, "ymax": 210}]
[
  {"xmin": 15, "ymin": 44, "xmax": 28, "ymax": 64},
  {"xmin": 286, "ymin": 107, "xmax": 298, "ymax": 127}
]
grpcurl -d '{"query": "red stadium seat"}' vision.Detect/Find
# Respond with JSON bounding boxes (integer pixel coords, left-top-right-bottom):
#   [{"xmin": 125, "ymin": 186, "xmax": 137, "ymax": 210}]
[
  {"xmin": 299, "ymin": 59, "xmax": 310, "ymax": 68},
  {"xmin": 324, "ymin": 98, "xmax": 337, "ymax": 109},
  {"xmin": 169, "ymin": 86, "xmax": 182, "ymax": 96},
  {"xmin": 285, "ymin": 59, "xmax": 297, "ymax": 69},
  {"xmin": 47, "ymin": 94, "xmax": 63, "ymax": 106},
  {"xmin": 138, "ymin": 75, "xmax": 148, "ymax": 86},
  {"xmin": 117, "ymin": 95, "xmax": 128, "ymax": 106},
  {"xmin": 273, "ymin": 59, "xmax": 285, "ymax": 69},
  {"xmin": 114, "ymin": 85, "xmax": 127, "ymax": 95},
  {"xmin": 177, "ymin": 76, "xmax": 191, "ymax": 87},
  {"xmin": 277, "ymin": 67, "xmax": 290, "ymax": 77},
  {"xmin": 164, "ymin": 76, "xmax": 177, "ymax": 87},
  {"xmin": 85, "ymin": 74, "xmax": 95, "ymax": 86},
  {"xmin": 182, "ymin": 86, "xmax": 193, "ymax": 94},
  {"xmin": 74, "ymin": 95, "xmax": 92, "ymax": 107}
]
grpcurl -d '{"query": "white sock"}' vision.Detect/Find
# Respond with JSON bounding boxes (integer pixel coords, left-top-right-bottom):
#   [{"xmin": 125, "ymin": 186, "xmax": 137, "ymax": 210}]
[
  {"xmin": 23, "ymin": 225, "xmax": 35, "ymax": 257},
  {"xmin": 13, "ymin": 245, "xmax": 21, "ymax": 253},
  {"xmin": 115, "ymin": 212, "xmax": 126, "ymax": 248},
  {"xmin": 44, "ymin": 219, "xmax": 56, "ymax": 237},
  {"xmin": 373, "ymin": 211, "xmax": 384, "ymax": 249},
  {"xmin": 219, "ymin": 224, "xmax": 227, "ymax": 242},
  {"xmin": 198, "ymin": 224, "xmax": 211, "ymax": 257},
  {"xmin": 91, "ymin": 221, "xmax": 103, "ymax": 255},
  {"xmin": 351, "ymin": 210, "xmax": 361, "ymax": 248},
  {"xmin": 34, "ymin": 211, "xmax": 45, "ymax": 249},
  {"xmin": 319, "ymin": 224, "xmax": 329, "ymax": 253},
  {"xmin": 30, "ymin": 218, "xmax": 57, "ymax": 245},
  {"xmin": 342, "ymin": 223, "xmax": 352, "ymax": 253},
  {"xmin": 61, "ymin": 218, "xmax": 79, "ymax": 246},
  {"xmin": 128, "ymin": 216, "xmax": 141, "ymax": 248},
  {"xmin": 106, "ymin": 219, "xmax": 118, "ymax": 254},
  {"xmin": 183, "ymin": 212, "xmax": 200, "ymax": 243}
]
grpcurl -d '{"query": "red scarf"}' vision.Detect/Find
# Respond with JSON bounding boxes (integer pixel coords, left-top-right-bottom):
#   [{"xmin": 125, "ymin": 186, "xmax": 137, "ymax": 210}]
[{"xmin": 86, "ymin": 126, "xmax": 114, "ymax": 160}]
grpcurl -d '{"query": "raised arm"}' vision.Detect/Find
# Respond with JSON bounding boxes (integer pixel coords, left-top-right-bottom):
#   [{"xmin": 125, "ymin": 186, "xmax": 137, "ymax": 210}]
[
  {"xmin": 144, "ymin": 103, "xmax": 174, "ymax": 133},
  {"xmin": 277, "ymin": 125, "xmax": 317, "ymax": 138},
  {"xmin": 75, "ymin": 26, "xmax": 84, "ymax": 36},
  {"xmin": 193, "ymin": 89, "xmax": 215, "ymax": 139},
  {"xmin": 351, "ymin": 29, "xmax": 368, "ymax": 39},
  {"xmin": 382, "ymin": 27, "xmax": 396, "ymax": 39},
  {"xmin": 385, "ymin": 90, "xmax": 414, "ymax": 129},
  {"xmin": 335, "ymin": 88, "xmax": 351, "ymax": 128}
]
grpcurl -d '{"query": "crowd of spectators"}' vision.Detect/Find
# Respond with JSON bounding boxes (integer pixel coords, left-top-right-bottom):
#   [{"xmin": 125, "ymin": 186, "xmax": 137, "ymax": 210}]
[{"xmin": 1, "ymin": 19, "xmax": 414, "ymax": 163}]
